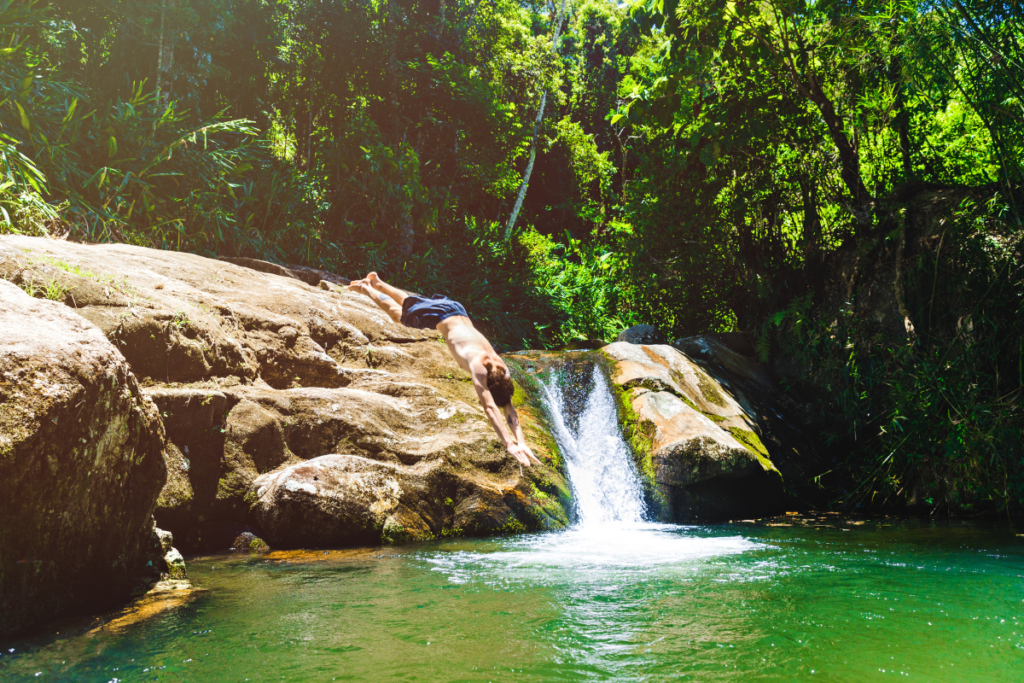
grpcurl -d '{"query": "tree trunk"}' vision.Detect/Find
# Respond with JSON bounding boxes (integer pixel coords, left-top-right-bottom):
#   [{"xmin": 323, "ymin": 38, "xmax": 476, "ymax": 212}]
[
  {"xmin": 155, "ymin": 0, "xmax": 169, "ymax": 103},
  {"xmin": 799, "ymin": 176, "xmax": 823, "ymax": 278},
  {"xmin": 891, "ymin": 53, "xmax": 913, "ymax": 182},
  {"xmin": 804, "ymin": 73, "xmax": 873, "ymax": 232},
  {"xmin": 504, "ymin": 0, "xmax": 569, "ymax": 239}
]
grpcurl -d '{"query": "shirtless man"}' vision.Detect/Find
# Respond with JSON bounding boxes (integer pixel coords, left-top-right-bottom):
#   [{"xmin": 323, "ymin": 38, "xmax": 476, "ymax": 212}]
[{"xmin": 348, "ymin": 273, "xmax": 541, "ymax": 467}]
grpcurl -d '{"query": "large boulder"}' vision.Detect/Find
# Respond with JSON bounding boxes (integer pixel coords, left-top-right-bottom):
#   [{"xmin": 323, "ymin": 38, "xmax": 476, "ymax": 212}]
[
  {"xmin": 251, "ymin": 453, "xmax": 566, "ymax": 547},
  {"xmin": 0, "ymin": 236, "xmax": 571, "ymax": 553},
  {"xmin": 601, "ymin": 341, "xmax": 785, "ymax": 521},
  {"xmin": 0, "ymin": 280, "xmax": 169, "ymax": 637},
  {"xmin": 673, "ymin": 334, "xmax": 826, "ymax": 497}
]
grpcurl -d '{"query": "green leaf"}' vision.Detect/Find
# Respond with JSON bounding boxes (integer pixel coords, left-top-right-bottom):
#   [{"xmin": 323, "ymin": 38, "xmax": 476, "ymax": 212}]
[
  {"xmin": 18, "ymin": 75, "xmax": 32, "ymax": 98},
  {"xmin": 699, "ymin": 143, "xmax": 716, "ymax": 166},
  {"xmin": 61, "ymin": 98, "xmax": 78, "ymax": 127},
  {"xmin": 610, "ymin": 113, "xmax": 626, "ymax": 125},
  {"xmin": 107, "ymin": 135, "xmax": 117, "ymax": 158},
  {"xmin": 15, "ymin": 101, "xmax": 30, "ymax": 132},
  {"xmin": 0, "ymin": 37, "xmax": 27, "ymax": 60},
  {"xmin": 85, "ymin": 167, "xmax": 110, "ymax": 189}
]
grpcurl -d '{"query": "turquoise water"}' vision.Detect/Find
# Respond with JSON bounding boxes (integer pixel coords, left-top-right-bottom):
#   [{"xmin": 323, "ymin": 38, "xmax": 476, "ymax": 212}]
[{"xmin": 2, "ymin": 518, "xmax": 1022, "ymax": 682}]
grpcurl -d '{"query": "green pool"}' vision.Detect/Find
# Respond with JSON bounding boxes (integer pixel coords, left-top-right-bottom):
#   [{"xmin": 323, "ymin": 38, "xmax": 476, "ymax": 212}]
[{"xmin": 2, "ymin": 518, "xmax": 1021, "ymax": 681}]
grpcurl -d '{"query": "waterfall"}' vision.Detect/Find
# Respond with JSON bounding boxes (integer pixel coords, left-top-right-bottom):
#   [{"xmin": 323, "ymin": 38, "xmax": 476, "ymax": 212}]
[
  {"xmin": 424, "ymin": 358, "xmax": 758, "ymax": 585},
  {"xmin": 538, "ymin": 365, "xmax": 648, "ymax": 526}
]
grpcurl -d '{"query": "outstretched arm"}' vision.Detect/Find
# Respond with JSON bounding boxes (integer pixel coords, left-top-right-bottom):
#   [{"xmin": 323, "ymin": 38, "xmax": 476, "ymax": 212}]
[
  {"xmin": 503, "ymin": 404, "xmax": 539, "ymax": 465},
  {"xmin": 472, "ymin": 368, "xmax": 541, "ymax": 467}
]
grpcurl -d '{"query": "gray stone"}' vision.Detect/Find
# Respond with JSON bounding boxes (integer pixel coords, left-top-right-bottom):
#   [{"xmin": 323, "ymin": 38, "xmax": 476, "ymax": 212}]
[
  {"xmin": 0, "ymin": 279, "xmax": 167, "ymax": 637},
  {"xmin": 602, "ymin": 341, "xmax": 784, "ymax": 521},
  {"xmin": 155, "ymin": 528, "xmax": 175, "ymax": 554},
  {"xmin": 163, "ymin": 547, "xmax": 187, "ymax": 579},
  {"xmin": 615, "ymin": 324, "xmax": 666, "ymax": 345}
]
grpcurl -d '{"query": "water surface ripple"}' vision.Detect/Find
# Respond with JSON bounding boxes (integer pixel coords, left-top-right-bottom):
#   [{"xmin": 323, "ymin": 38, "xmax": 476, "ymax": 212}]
[
  {"xmin": 2, "ymin": 521, "xmax": 1022, "ymax": 682},
  {"xmin": 3, "ymin": 368, "xmax": 1022, "ymax": 680}
]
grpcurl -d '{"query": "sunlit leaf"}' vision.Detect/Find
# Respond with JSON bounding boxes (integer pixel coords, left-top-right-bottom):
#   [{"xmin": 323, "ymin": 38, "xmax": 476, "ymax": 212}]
[{"xmin": 15, "ymin": 101, "xmax": 30, "ymax": 132}]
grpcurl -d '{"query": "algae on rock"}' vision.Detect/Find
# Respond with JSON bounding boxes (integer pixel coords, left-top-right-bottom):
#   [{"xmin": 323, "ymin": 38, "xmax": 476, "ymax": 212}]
[{"xmin": 600, "ymin": 341, "xmax": 786, "ymax": 522}]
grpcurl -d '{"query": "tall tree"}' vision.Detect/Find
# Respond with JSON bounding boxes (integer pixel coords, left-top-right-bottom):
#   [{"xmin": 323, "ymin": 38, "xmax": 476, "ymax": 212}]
[{"xmin": 504, "ymin": 0, "xmax": 569, "ymax": 239}]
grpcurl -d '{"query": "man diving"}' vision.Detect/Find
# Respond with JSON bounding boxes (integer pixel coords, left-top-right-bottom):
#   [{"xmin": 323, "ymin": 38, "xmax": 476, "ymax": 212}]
[{"xmin": 348, "ymin": 273, "xmax": 541, "ymax": 468}]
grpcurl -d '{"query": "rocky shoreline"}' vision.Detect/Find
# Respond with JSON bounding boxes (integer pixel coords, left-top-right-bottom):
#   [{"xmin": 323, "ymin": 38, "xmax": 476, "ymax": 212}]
[{"xmin": 1, "ymin": 236, "xmax": 808, "ymax": 637}]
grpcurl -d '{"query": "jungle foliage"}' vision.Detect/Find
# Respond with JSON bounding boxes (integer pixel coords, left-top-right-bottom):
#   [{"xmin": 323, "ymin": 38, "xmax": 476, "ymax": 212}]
[
  {"xmin": 1, "ymin": 0, "xmax": 1021, "ymax": 514},
  {"xmin": 620, "ymin": 0, "xmax": 1024, "ymax": 514}
]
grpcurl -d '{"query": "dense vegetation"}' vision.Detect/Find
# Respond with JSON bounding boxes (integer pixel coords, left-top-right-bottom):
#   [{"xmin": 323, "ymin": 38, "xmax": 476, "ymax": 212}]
[{"xmin": 2, "ymin": 0, "xmax": 1021, "ymax": 514}]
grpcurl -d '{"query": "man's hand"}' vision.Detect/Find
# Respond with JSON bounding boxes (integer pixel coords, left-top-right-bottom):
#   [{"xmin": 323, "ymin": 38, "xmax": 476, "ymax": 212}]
[{"xmin": 507, "ymin": 443, "xmax": 542, "ymax": 467}]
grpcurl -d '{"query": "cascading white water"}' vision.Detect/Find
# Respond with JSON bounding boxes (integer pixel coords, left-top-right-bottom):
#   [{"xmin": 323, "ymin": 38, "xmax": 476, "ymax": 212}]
[
  {"xmin": 426, "ymin": 359, "xmax": 757, "ymax": 588},
  {"xmin": 539, "ymin": 366, "xmax": 648, "ymax": 526}
]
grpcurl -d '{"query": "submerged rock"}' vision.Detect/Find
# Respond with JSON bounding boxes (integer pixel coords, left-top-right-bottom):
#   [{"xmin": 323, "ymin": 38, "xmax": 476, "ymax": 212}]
[
  {"xmin": 601, "ymin": 341, "xmax": 785, "ymax": 521},
  {"xmin": 0, "ymin": 280, "xmax": 168, "ymax": 637},
  {"xmin": 88, "ymin": 578, "xmax": 200, "ymax": 636}
]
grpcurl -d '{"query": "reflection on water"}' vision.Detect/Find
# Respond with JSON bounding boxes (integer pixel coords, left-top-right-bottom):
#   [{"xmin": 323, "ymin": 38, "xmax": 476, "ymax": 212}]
[{"xmin": 1, "ymin": 519, "xmax": 1022, "ymax": 682}]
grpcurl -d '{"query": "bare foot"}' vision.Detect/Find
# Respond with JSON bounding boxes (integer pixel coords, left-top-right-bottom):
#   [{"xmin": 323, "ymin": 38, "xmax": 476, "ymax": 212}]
[
  {"xmin": 348, "ymin": 281, "xmax": 373, "ymax": 297},
  {"xmin": 366, "ymin": 272, "xmax": 383, "ymax": 289}
]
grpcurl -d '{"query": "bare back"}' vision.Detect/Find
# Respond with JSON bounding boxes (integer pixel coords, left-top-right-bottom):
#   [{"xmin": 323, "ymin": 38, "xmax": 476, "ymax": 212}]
[{"xmin": 436, "ymin": 316, "xmax": 495, "ymax": 374}]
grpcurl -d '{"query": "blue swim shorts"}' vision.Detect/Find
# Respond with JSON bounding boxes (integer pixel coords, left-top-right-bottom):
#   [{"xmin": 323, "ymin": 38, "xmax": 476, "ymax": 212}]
[{"xmin": 400, "ymin": 294, "xmax": 469, "ymax": 329}]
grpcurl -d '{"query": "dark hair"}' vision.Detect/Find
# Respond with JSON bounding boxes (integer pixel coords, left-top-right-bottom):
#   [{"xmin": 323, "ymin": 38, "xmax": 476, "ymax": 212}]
[{"xmin": 487, "ymin": 364, "xmax": 515, "ymax": 407}]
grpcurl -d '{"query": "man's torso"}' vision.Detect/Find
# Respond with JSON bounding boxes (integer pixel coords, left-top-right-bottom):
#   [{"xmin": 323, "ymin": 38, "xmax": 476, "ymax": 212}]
[{"xmin": 437, "ymin": 316, "xmax": 493, "ymax": 374}]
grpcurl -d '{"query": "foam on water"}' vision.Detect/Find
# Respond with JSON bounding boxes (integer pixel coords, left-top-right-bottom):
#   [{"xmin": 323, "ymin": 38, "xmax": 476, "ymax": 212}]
[
  {"xmin": 426, "ymin": 525, "xmax": 757, "ymax": 586},
  {"xmin": 429, "ymin": 363, "xmax": 757, "ymax": 582}
]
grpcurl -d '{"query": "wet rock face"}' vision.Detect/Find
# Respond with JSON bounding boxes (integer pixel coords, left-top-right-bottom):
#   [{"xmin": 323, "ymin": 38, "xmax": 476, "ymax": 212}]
[
  {"xmin": 601, "ymin": 341, "xmax": 785, "ymax": 521},
  {"xmin": 0, "ymin": 236, "xmax": 570, "ymax": 555},
  {"xmin": 0, "ymin": 280, "xmax": 167, "ymax": 637}
]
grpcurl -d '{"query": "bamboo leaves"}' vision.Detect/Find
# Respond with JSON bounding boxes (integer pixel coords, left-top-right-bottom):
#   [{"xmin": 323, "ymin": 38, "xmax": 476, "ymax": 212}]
[{"xmin": 14, "ymin": 100, "xmax": 28, "ymax": 131}]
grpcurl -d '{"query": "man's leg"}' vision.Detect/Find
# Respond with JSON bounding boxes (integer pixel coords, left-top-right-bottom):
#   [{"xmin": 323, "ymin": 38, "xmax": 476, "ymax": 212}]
[
  {"xmin": 349, "ymin": 279, "xmax": 403, "ymax": 323},
  {"xmin": 366, "ymin": 272, "xmax": 409, "ymax": 306}
]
